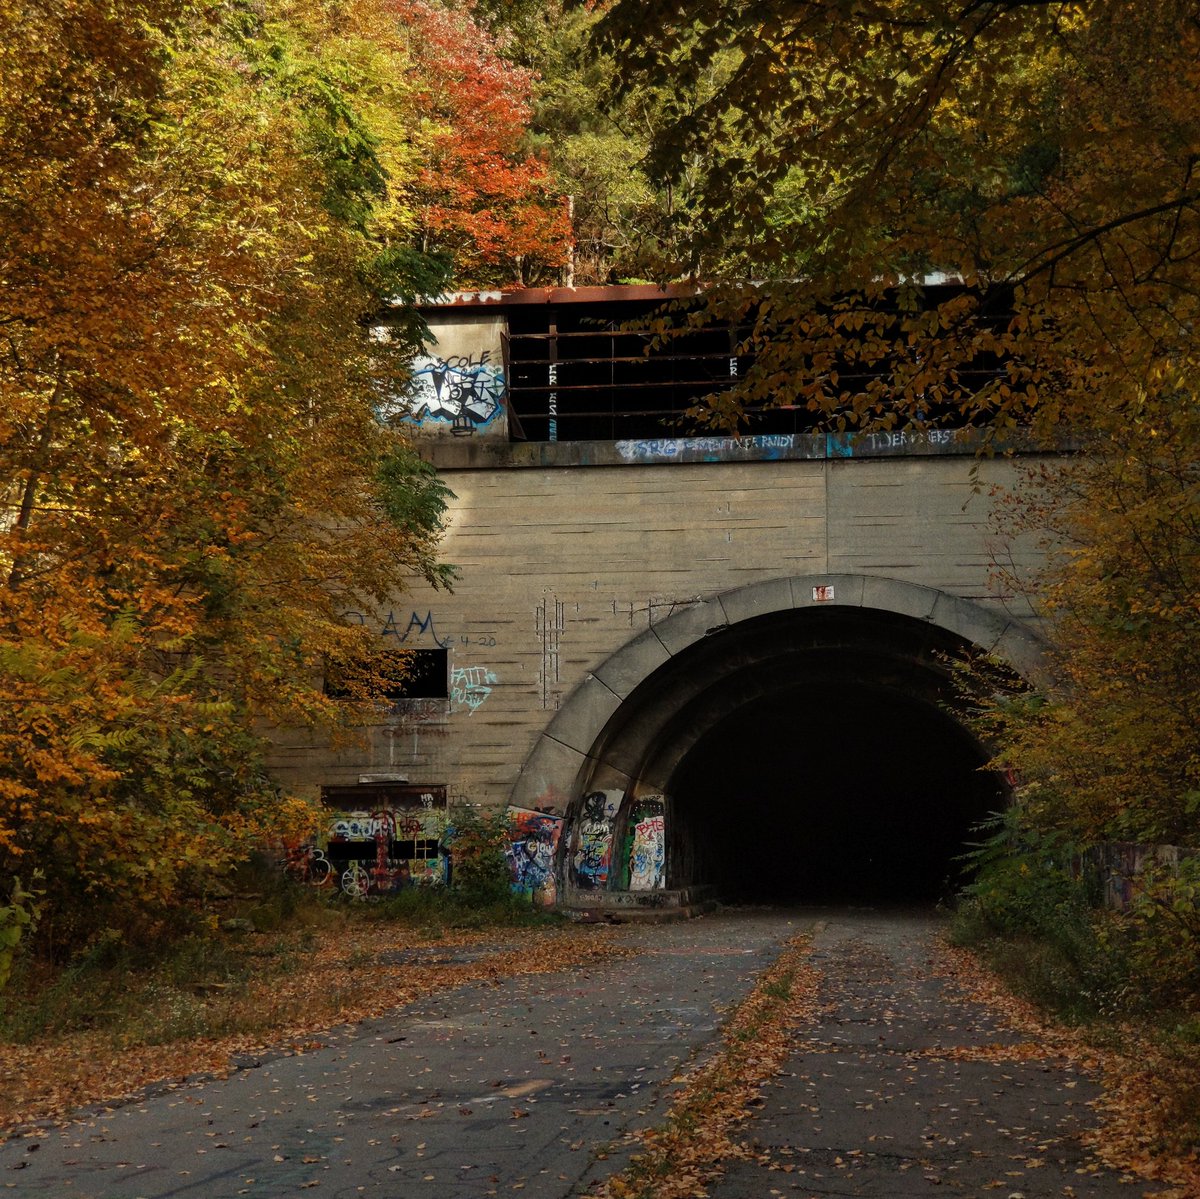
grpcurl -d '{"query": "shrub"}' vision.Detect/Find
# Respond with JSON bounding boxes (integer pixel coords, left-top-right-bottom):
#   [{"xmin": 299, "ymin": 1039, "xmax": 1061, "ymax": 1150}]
[
  {"xmin": 954, "ymin": 813, "xmax": 1133, "ymax": 1020},
  {"xmin": 0, "ymin": 873, "xmax": 43, "ymax": 992},
  {"xmin": 445, "ymin": 805, "xmax": 514, "ymax": 906}
]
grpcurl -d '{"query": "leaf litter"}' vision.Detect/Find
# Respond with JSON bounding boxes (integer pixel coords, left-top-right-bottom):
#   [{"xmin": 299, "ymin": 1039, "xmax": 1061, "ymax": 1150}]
[
  {"xmin": 584, "ymin": 932, "xmax": 820, "ymax": 1199},
  {"xmin": 0, "ymin": 922, "xmax": 626, "ymax": 1138},
  {"xmin": 933, "ymin": 938, "xmax": 1200, "ymax": 1198}
]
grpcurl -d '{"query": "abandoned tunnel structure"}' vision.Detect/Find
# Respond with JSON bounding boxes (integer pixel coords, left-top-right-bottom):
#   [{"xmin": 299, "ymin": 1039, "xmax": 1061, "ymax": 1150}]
[
  {"xmin": 270, "ymin": 286, "xmax": 1064, "ymax": 909},
  {"xmin": 633, "ymin": 608, "xmax": 1005, "ymax": 903},
  {"xmin": 512, "ymin": 577, "xmax": 1045, "ymax": 908}
]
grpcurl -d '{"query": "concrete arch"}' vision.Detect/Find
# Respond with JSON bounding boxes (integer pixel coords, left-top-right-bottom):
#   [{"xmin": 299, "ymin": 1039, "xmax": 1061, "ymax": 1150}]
[{"xmin": 510, "ymin": 573, "xmax": 1049, "ymax": 815}]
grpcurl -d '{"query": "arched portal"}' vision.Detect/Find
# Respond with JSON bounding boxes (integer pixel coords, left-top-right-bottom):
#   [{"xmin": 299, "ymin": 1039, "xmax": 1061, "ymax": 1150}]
[{"xmin": 510, "ymin": 575, "xmax": 1049, "ymax": 906}]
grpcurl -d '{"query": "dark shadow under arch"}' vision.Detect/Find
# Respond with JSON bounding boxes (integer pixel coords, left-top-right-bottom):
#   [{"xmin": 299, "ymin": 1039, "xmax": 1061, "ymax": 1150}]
[
  {"xmin": 569, "ymin": 604, "xmax": 1009, "ymax": 902},
  {"xmin": 671, "ymin": 679, "xmax": 1000, "ymax": 903},
  {"xmin": 509, "ymin": 574, "xmax": 1043, "ymax": 906}
]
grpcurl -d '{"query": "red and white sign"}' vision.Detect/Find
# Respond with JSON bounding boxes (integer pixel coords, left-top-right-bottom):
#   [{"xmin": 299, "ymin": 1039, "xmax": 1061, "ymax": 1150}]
[{"xmin": 812, "ymin": 585, "xmax": 836, "ymax": 602}]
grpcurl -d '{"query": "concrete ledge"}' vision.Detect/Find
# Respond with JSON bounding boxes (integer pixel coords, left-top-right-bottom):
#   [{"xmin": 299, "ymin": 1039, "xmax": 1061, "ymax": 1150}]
[
  {"xmin": 424, "ymin": 429, "xmax": 1071, "ymax": 471},
  {"xmin": 560, "ymin": 885, "xmax": 719, "ymax": 923}
]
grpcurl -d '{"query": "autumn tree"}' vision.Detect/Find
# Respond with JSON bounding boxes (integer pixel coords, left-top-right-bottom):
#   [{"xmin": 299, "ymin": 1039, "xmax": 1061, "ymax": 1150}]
[
  {"xmin": 586, "ymin": 0, "xmax": 1200, "ymax": 815},
  {"xmin": 0, "ymin": 0, "xmax": 559, "ymax": 958},
  {"xmin": 384, "ymin": 0, "xmax": 571, "ymax": 285},
  {"xmin": 563, "ymin": 4, "xmax": 1200, "ymax": 1024},
  {"xmin": 472, "ymin": 0, "xmax": 748, "ymax": 285}
]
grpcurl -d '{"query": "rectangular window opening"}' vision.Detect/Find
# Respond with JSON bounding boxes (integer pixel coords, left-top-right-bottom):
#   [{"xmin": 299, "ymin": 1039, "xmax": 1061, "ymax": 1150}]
[{"xmin": 324, "ymin": 647, "xmax": 448, "ymax": 701}]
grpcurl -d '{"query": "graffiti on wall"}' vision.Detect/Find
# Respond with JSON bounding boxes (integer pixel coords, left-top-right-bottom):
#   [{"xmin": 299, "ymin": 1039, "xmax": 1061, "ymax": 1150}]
[
  {"xmin": 404, "ymin": 352, "xmax": 505, "ymax": 435},
  {"xmin": 285, "ymin": 790, "xmax": 450, "ymax": 897},
  {"xmin": 572, "ymin": 790, "xmax": 622, "ymax": 890},
  {"xmin": 627, "ymin": 796, "xmax": 666, "ymax": 891},
  {"xmin": 383, "ymin": 609, "xmax": 452, "ymax": 647},
  {"xmin": 451, "ymin": 665, "xmax": 497, "ymax": 713},
  {"xmin": 506, "ymin": 807, "xmax": 564, "ymax": 907},
  {"xmin": 614, "ymin": 434, "xmax": 799, "ymax": 464},
  {"xmin": 344, "ymin": 609, "xmax": 497, "ymax": 651},
  {"xmin": 536, "ymin": 595, "xmax": 565, "ymax": 710}
]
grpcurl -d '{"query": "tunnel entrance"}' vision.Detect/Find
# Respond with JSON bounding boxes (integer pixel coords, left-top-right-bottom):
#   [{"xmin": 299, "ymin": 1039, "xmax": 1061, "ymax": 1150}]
[
  {"xmin": 670, "ymin": 679, "xmax": 1003, "ymax": 904},
  {"xmin": 555, "ymin": 592, "xmax": 1028, "ymax": 910}
]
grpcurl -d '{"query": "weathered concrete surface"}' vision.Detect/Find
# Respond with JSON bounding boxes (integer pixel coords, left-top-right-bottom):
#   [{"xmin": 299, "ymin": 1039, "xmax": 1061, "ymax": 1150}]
[
  {"xmin": 0, "ymin": 913, "xmax": 796, "ymax": 1199},
  {"xmin": 267, "ymin": 448, "xmax": 1052, "ymax": 808},
  {"xmin": 1, "ymin": 910, "xmax": 1144, "ymax": 1199},
  {"xmin": 709, "ymin": 910, "xmax": 1142, "ymax": 1198}
]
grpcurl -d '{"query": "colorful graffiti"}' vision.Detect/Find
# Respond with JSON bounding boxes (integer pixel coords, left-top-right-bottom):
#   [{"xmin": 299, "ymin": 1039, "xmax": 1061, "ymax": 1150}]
[
  {"xmin": 609, "ymin": 429, "xmax": 971, "ymax": 464},
  {"xmin": 451, "ymin": 665, "xmax": 497, "ymax": 713},
  {"xmin": 281, "ymin": 842, "xmax": 334, "ymax": 887},
  {"xmin": 404, "ymin": 351, "xmax": 505, "ymax": 435},
  {"xmin": 572, "ymin": 790, "xmax": 622, "ymax": 890},
  {"xmin": 627, "ymin": 796, "xmax": 666, "ymax": 891},
  {"xmin": 614, "ymin": 434, "xmax": 799, "ymax": 464},
  {"xmin": 505, "ymin": 807, "xmax": 564, "ymax": 907},
  {"xmin": 286, "ymin": 790, "xmax": 450, "ymax": 898}
]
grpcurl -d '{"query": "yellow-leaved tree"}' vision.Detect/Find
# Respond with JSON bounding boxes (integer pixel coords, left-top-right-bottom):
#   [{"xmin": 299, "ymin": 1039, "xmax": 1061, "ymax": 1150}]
[
  {"xmin": 592, "ymin": 1, "xmax": 1200, "ymax": 842},
  {"xmin": 586, "ymin": 2, "xmax": 1200, "ymax": 1023},
  {"xmin": 0, "ymin": 0, "xmax": 481, "ymax": 955}
]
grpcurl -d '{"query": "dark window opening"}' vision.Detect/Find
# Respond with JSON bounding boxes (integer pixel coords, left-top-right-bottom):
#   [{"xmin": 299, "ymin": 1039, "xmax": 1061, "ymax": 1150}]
[
  {"xmin": 392, "ymin": 838, "xmax": 440, "ymax": 860},
  {"xmin": 324, "ymin": 647, "xmax": 448, "ymax": 701},
  {"xmin": 505, "ymin": 298, "xmax": 750, "ymax": 442},
  {"xmin": 387, "ymin": 648, "xmax": 447, "ymax": 699},
  {"xmin": 501, "ymin": 287, "xmax": 1013, "ymax": 444},
  {"xmin": 320, "ymin": 783, "xmax": 447, "ymax": 810},
  {"xmin": 319, "ymin": 784, "xmax": 449, "ymax": 866}
]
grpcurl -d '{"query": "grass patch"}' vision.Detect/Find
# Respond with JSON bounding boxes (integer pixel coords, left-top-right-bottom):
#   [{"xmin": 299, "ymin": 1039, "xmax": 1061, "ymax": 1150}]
[{"xmin": 359, "ymin": 885, "xmax": 565, "ymax": 932}]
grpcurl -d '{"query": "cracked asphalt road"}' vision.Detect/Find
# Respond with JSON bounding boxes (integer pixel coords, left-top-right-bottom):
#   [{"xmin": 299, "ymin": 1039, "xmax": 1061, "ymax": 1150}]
[
  {"xmin": 1, "ymin": 909, "xmax": 1145, "ymax": 1198},
  {"xmin": 1, "ymin": 912, "xmax": 793, "ymax": 1198},
  {"xmin": 708, "ymin": 910, "xmax": 1142, "ymax": 1199}
]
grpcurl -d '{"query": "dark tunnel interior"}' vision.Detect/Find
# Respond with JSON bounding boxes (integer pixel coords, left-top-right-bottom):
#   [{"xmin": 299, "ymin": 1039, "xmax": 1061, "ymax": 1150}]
[{"xmin": 669, "ymin": 679, "xmax": 1005, "ymax": 905}]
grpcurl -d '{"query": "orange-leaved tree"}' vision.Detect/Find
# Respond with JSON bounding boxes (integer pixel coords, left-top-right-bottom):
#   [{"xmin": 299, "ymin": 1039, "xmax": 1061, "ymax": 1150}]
[
  {"xmin": 389, "ymin": 0, "xmax": 571, "ymax": 285},
  {"xmin": 0, "ymin": 0, "xmax": 481, "ymax": 957}
]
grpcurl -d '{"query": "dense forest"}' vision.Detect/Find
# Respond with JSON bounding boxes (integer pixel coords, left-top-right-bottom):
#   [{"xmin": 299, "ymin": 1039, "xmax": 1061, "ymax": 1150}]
[{"xmin": 2, "ymin": 0, "xmax": 1199, "ymax": 1031}]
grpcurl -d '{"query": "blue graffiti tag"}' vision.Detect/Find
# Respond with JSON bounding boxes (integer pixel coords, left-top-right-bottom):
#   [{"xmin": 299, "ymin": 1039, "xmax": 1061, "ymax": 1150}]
[{"xmin": 404, "ymin": 351, "xmax": 505, "ymax": 435}]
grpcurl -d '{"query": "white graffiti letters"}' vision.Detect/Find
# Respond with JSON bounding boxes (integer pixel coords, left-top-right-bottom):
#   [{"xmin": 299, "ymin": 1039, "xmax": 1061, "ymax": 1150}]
[
  {"xmin": 615, "ymin": 435, "xmax": 796, "ymax": 463},
  {"xmin": 404, "ymin": 352, "xmax": 505, "ymax": 434},
  {"xmin": 629, "ymin": 815, "xmax": 666, "ymax": 891}
]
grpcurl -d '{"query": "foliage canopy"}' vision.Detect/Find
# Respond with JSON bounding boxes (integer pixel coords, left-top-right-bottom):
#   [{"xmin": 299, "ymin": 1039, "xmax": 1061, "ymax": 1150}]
[
  {"xmin": 0, "ymin": 0, "xmax": 564, "ymax": 957},
  {"xmin": 591, "ymin": 3, "xmax": 1200, "ymax": 875}
]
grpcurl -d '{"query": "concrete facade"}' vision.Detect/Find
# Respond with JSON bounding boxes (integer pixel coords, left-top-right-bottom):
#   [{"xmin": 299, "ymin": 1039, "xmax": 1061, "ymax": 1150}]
[
  {"xmin": 267, "ymin": 437, "xmax": 1053, "ymax": 812},
  {"xmin": 268, "ymin": 288, "xmax": 1064, "ymax": 902}
]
